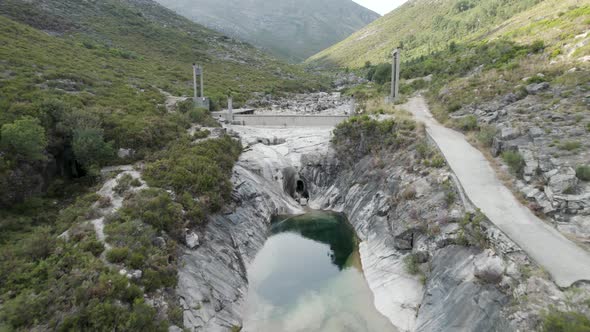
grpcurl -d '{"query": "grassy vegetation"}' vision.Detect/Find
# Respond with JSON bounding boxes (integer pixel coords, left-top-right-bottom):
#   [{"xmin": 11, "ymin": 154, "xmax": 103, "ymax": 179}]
[
  {"xmin": 541, "ymin": 307, "xmax": 590, "ymax": 332},
  {"xmin": 0, "ymin": 189, "xmax": 170, "ymax": 331},
  {"xmin": 144, "ymin": 136, "xmax": 241, "ymax": 216},
  {"xmin": 403, "ymin": 253, "xmax": 421, "ymax": 275},
  {"xmin": 0, "ymin": 0, "xmax": 328, "ymax": 204},
  {"xmin": 331, "ymin": 115, "xmax": 416, "ymax": 165},
  {"xmin": 307, "ymin": 0, "xmax": 543, "ymax": 67},
  {"xmin": 502, "ymin": 151, "xmax": 525, "ymax": 177}
]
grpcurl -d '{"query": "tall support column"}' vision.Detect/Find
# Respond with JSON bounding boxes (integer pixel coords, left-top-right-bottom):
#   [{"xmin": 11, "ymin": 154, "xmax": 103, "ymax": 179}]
[
  {"xmin": 192, "ymin": 63, "xmax": 198, "ymax": 100},
  {"xmin": 227, "ymin": 96, "xmax": 233, "ymax": 123},
  {"xmin": 199, "ymin": 66, "xmax": 204, "ymax": 99},
  {"xmin": 390, "ymin": 48, "xmax": 401, "ymax": 102}
]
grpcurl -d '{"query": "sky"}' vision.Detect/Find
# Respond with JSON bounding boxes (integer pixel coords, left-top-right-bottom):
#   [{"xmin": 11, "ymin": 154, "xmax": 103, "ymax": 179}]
[{"xmin": 352, "ymin": 0, "xmax": 408, "ymax": 15}]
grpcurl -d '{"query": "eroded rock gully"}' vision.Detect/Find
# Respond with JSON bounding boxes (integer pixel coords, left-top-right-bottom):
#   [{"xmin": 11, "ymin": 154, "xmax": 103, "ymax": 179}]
[{"xmin": 177, "ymin": 125, "xmax": 581, "ymax": 332}]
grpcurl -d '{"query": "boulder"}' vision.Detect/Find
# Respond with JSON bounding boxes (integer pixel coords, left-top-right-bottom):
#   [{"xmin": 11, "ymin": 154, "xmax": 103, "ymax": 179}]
[
  {"xmin": 117, "ymin": 148, "xmax": 135, "ymax": 159},
  {"xmin": 548, "ymin": 167, "xmax": 578, "ymax": 194},
  {"xmin": 500, "ymin": 127, "xmax": 520, "ymax": 140},
  {"xmin": 525, "ymin": 82, "xmax": 550, "ymax": 95},
  {"xmin": 528, "ymin": 127, "xmax": 544, "ymax": 138},
  {"xmin": 474, "ymin": 251, "xmax": 505, "ymax": 284}
]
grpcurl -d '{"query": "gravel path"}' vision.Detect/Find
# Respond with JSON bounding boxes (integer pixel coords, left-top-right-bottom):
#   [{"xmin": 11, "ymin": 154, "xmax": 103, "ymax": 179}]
[{"xmin": 403, "ymin": 95, "xmax": 590, "ymax": 288}]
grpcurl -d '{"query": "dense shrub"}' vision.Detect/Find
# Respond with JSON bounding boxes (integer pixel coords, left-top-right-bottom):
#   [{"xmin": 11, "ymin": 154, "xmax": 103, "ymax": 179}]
[
  {"xmin": 541, "ymin": 308, "xmax": 590, "ymax": 332},
  {"xmin": 457, "ymin": 115, "xmax": 478, "ymax": 131},
  {"xmin": 72, "ymin": 127, "xmax": 114, "ymax": 171},
  {"xmin": 332, "ymin": 116, "xmax": 416, "ymax": 164},
  {"xmin": 559, "ymin": 140, "xmax": 582, "ymax": 151},
  {"xmin": 369, "ymin": 63, "xmax": 392, "ymax": 84},
  {"xmin": 0, "ymin": 116, "xmax": 47, "ymax": 161},
  {"xmin": 502, "ymin": 151, "xmax": 525, "ymax": 176},
  {"xmin": 476, "ymin": 125, "xmax": 498, "ymax": 147},
  {"xmin": 106, "ymin": 247, "xmax": 130, "ymax": 263},
  {"xmin": 121, "ymin": 188, "xmax": 183, "ymax": 232},
  {"xmin": 576, "ymin": 165, "xmax": 590, "ymax": 181},
  {"xmin": 144, "ymin": 136, "xmax": 241, "ymax": 214}
]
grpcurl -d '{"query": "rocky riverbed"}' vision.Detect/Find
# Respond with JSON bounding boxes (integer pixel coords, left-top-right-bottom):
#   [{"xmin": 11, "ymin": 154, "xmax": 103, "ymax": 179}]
[{"xmin": 245, "ymin": 92, "xmax": 354, "ymax": 116}]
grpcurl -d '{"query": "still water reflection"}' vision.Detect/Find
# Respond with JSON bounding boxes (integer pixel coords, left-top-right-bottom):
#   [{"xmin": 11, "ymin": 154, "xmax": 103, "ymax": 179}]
[{"xmin": 242, "ymin": 211, "xmax": 396, "ymax": 332}]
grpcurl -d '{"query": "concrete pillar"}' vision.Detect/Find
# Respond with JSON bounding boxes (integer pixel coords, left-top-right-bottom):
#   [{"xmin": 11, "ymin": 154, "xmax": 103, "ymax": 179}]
[
  {"xmin": 226, "ymin": 97, "xmax": 233, "ymax": 123},
  {"xmin": 390, "ymin": 49, "xmax": 400, "ymax": 102},
  {"xmin": 199, "ymin": 65, "xmax": 204, "ymax": 99},
  {"xmin": 192, "ymin": 63, "xmax": 197, "ymax": 100}
]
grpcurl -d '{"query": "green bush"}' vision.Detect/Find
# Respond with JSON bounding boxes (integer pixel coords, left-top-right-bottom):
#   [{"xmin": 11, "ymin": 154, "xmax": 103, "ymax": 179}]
[
  {"xmin": 559, "ymin": 140, "xmax": 582, "ymax": 151},
  {"xmin": 80, "ymin": 238, "xmax": 105, "ymax": 257},
  {"xmin": 541, "ymin": 308, "xmax": 590, "ymax": 332},
  {"xmin": 72, "ymin": 127, "xmax": 114, "ymax": 170},
  {"xmin": 128, "ymin": 252, "xmax": 146, "ymax": 269},
  {"xmin": 122, "ymin": 188, "xmax": 183, "ymax": 233},
  {"xmin": 530, "ymin": 40, "xmax": 545, "ymax": 53},
  {"xmin": 502, "ymin": 151, "xmax": 525, "ymax": 176},
  {"xmin": 576, "ymin": 165, "xmax": 590, "ymax": 181},
  {"xmin": 476, "ymin": 125, "xmax": 498, "ymax": 147},
  {"xmin": 428, "ymin": 155, "xmax": 446, "ymax": 168},
  {"xmin": 458, "ymin": 115, "xmax": 478, "ymax": 131},
  {"xmin": 192, "ymin": 129, "xmax": 210, "ymax": 139},
  {"xmin": 144, "ymin": 136, "xmax": 241, "ymax": 214},
  {"xmin": 187, "ymin": 108, "xmax": 218, "ymax": 127},
  {"xmin": 0, "ymin": 116, "xmax": 47, "ymax": 161},
  {"xmin": 371, "ymin": 63, "xmax": 392, "ymax": 84},
  {"xmin": 403, "ymin": 253, "xmax": 421, "ymax": 275},
  {"xmin": 106, "ymin": 247, "xmax": 130, "ymax": 263},
  {"xmin": 332, "ymin": 116, "xmax": 416, "ymax": 164}
]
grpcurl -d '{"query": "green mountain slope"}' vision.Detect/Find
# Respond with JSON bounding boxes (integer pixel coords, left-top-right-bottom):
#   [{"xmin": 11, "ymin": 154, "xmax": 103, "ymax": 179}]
[
  {"xmin": 0, "ymin": 0, "xmax": 328, "ymax": 330},
  {"xmin": 154, "ymin": 0, "xmax": 380, "ymax": 62},
  {"xmin": 0, "ymin": 0, "xmax": 328, "ymax": 196},
  {"xmin": 307, "ymin": 0, "xmax": 545, "ymax": 67}
]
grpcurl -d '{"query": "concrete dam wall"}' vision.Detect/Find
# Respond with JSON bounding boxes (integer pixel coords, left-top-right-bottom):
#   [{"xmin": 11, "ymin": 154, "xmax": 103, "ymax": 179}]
[{"xmin": 233, "ymin": 115, "xmax": 350, "ymax": 127}]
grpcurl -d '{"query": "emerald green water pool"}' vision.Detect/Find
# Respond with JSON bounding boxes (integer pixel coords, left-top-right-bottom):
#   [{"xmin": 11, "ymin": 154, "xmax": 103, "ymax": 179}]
[{"xmin": 242, "ymin": 210, "xmax": 395, "ymax": 332}]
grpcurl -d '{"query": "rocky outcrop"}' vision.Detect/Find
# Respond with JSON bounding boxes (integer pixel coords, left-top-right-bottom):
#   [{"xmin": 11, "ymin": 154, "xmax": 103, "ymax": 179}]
[
  {"xmin": 416, "ymin": 246, "xmax": 510, "ymax": 332},
  {"xmin": 304, "ymin": 143, "xmax": 514, "ymax": 332},
  {"xmin": 177, "ymin": 163, "xmax": 303, "ymax": 331}
]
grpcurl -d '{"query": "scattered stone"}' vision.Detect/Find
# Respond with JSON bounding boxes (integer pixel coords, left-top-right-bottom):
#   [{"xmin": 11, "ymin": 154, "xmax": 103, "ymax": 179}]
[
  {"xmin": 525, "ymin": 82, "xmax": 550, "ymax": 95},
  {"xmin": 117, "ymin": 148, "xmax": 135, "ymax": 159},
  {"xmin": 185, "ymin": 230, "xmax": 200, "ymax": 249},
  {"xmin": 500, "ymin": 127, "xmax": 520, "ymax": 140},
  {"xmin": 528, "ymin": 127, "xmax": 543, "ymax": 138},
  {"xmin": 58, "ymin": 230, "xmax": 70, "ymax": 241},
  {"xmin": 129, "ymin": 269, "xmax": 142, "ymax": 279},
  {"xmin": 153, "ymin": 236, "xmax": 166, "ymax": 248}
]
